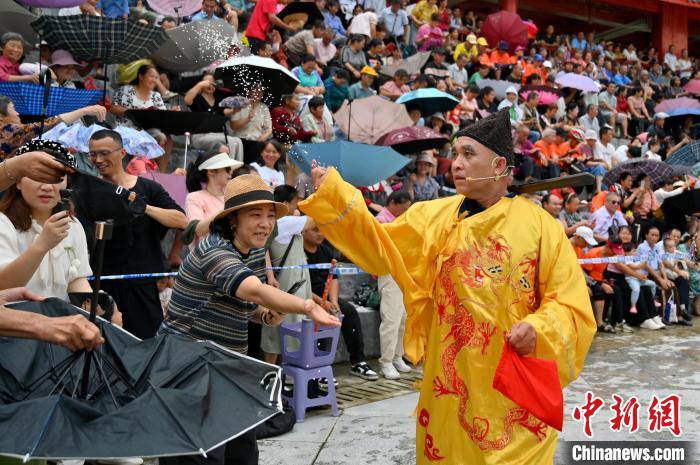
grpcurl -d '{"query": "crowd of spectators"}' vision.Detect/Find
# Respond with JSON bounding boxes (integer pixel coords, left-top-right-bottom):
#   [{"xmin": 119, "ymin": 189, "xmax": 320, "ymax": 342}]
[{"xmin": 1, "ymin": 0, "xmax": 699, "ymax": 389}]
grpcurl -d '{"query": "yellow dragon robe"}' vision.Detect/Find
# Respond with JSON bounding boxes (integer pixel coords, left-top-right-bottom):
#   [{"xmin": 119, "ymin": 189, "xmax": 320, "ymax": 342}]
[{"xmin": 299, "ymin": 169, "xmax": 596, "ymax": 465}]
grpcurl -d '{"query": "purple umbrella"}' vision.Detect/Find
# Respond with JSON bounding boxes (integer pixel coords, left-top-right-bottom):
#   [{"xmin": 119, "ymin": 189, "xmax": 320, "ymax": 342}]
[
  {"xmin": 146, "ymin": 0, "xmax": 202, "ymax": 17},
  {"xmin": 376, "ymin": 126, "xmax": 448, "ymax": 154},
  {"xmin": 140, "ymin": 172, "xmax": 187, "ymax": 209},
  {"xmin": 654, "ymin": 97, "xmax": 700, "ymax": 114},
  {"xmin": 555, "ymin": 73, "xmax": 599, "ymax": 93},
  {"xmin": 17, "ymin": 0, "xmax": 84, "ymax": 6}
]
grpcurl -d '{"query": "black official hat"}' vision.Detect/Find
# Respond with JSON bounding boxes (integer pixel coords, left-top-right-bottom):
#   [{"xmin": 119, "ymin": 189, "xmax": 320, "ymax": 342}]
[{"xmin": 453, "ymin": 109, "xmax": 514, "ymax": 165}]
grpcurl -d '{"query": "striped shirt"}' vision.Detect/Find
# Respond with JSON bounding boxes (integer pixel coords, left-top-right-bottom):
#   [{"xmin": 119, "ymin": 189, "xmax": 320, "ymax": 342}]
[{"xmin": 161, "ymin": 233, "xmax": 267, "ymax": 354}]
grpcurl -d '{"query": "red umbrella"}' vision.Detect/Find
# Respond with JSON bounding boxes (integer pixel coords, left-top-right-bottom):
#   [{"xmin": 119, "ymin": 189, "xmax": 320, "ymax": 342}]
[
  {"xmin": 481, "ymin": 11, "xmax": 528, "ymax": 51},
  {"xmin": 523, "ymin": 20, "xmax": 538, "ymax": 39},
  {"xmin": 376, "ymin": 126, "xmax": 449, "ymax": 154},
  {"xmin": 519, "ymin": 85, "xmax": 563, "ymax": 106}
]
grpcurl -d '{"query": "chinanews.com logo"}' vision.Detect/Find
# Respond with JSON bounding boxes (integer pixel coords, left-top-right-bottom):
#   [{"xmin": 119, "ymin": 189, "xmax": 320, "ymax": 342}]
[{"xmin": 561, "ymin": 391, "xmax": 695, "ymax": 465}]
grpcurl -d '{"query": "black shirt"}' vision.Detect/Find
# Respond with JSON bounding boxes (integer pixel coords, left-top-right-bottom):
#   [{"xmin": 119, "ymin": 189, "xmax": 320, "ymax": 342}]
[
  {"xmin": 188, "ymin": 94, "xmax": 218, "ymax": 113},
  {"xmin": 304, "ymin": 243, "xmax": 338, "ymax": 297},
  {"xmin": 98, "ymin": 177, "xmax": 184, "ymax": 277}
]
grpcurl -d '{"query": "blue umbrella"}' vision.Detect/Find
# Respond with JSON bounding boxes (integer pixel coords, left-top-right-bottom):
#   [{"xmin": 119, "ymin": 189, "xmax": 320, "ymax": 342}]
[
  {"xmin": 44, "ymin": 123, "xmax": 164, "ymax": 158},
  {"xmin": 665, "ymin": 108, "xmax": 700, "ymax": 118},
  {"xmin": 396, "ymin": 89, "xmax": 460, "ymax": 115},
  {"xmin": 666, "ymin": 141, "xmax": 700, "ymax": 166},
  {"xmin": 289, "ymin": 141, "xmax": 410, "ymax": 187},
  {"xmin": 0, "ymin": 83, "xmax": 102, "ymax": 116}
]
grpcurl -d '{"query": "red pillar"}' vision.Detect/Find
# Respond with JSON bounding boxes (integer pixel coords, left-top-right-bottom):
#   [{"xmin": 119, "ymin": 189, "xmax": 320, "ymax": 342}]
[
  {"xmin": 656, "ymin": 2, "xmax": 688, "ymax": 56},
  {"xmin": 500, "ymin": 0, "xmax": 517, "ymax": 13}
]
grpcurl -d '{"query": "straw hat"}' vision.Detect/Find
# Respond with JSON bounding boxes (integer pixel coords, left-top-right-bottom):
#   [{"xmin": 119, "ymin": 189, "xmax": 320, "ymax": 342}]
[{"xmin": 212, "ymin": 174, "xmax": 288, "ymax": 223}]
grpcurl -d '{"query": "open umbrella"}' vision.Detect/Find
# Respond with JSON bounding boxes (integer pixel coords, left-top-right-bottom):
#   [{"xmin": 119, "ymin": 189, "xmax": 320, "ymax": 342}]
[
  {"xmin": 684, "ymin": 79, "xmax": 700, "ymax": 96},
  {"xmin": 396, "ymin": 88, "xmax": 460, "ymax": 115},
  {"xmin": 0, "ymin": 298, "xmax": 282, "ymax": 461},
  {"xmin": 214, "ymin": 56, "xmax": 299, "ymax": 107},
  {"xmin": 603, "ymin": 159, "xmax": 672, "ymax": 187},
  {"xmin": 140, "ymin": 171, "xmax": 188, "ymax": 209},
  {"xmin": 146, "ymin": 0, "xmax": 202, "ymax": 16},
  {"xmin": 654, "ymin": 97, "xmax": 700, "ymax": 114},
  {"xmin": 480, "ymin": 11, "xmax": 528, "ymax": 51},
  {"xmin": 555, "ymin": 73, "xmax": 599, "ymax": 93},
  {"xmin": 376, "ymin": 125, "xmax": 448, "ymax": 154},
  {"xmin": 31, "ymin": 15, "xmax": 167, "ymax": 65},
  {"xmin": 666, "ymin": 141, "xmax": 700, "ymax": 166},
  {"xmin": 277, "ymin": 2, "xmax": 324, "ymax": 30},
  {"xmin": 334, "ymin": 96, "xmax": 414, "ymax": 144},
  {"xmin": 477, "ymin": 79, "xmax": 519, "ymax": 100},
  {"xmin": 152, "ymin": 20, "xmax": 238, "ymax": 73},
  {"xmin": 290, "ymin": 141, "xmax": 409, "ymax": 187},
  {"xmin": 125, "ymin": 110, "xmax": 228, "ymax": 135},
  {"xmin": 519, "ymin": 85, "xmax": 562, "ymax": 106},
  {"xmin": 0, "ymin": 83, "xmax": 102, "ymax": 116},
  {"xmin": 0, "ymin": 1, "xmax": 38, "ymax": 45},
  {"xmin": 379, "ymin": 51, "xmax": 431, "ymax": 77}
]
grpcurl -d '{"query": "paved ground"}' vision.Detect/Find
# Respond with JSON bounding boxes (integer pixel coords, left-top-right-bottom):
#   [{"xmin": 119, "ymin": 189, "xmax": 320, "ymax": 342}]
[{"xmin": 259, "ymin": 324, "xmax": 699, "ymax": 464}]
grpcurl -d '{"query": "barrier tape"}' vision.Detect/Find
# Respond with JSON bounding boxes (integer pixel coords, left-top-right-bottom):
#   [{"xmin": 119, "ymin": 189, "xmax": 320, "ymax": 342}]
[{"xmin": 91, "ymin": 252, "xmax": 693, "ymax": 281}]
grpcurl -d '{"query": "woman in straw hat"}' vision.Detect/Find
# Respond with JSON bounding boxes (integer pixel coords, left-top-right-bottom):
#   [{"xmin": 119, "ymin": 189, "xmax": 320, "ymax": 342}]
[{"xmin": 160, "ymin": 174, "xmax": 340, "ymax": 465}]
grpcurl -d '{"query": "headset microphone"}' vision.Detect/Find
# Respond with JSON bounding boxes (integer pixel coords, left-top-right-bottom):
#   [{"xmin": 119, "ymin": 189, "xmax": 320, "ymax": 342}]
[{"xmin": 464, "ymin": 165, "xmax": 513, "ymax": 182}]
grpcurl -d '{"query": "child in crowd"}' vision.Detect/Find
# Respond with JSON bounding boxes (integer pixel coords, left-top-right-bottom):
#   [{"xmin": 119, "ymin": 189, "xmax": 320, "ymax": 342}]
[{"xmin": 622, "ymin": 242, "xmax": 657, "ymax": 315}]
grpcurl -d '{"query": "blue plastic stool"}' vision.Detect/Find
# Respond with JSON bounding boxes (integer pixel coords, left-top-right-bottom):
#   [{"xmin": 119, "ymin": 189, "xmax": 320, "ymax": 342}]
[{"xmin": 280, "ymin": 319, "xmax": 341, "ymax": 422}]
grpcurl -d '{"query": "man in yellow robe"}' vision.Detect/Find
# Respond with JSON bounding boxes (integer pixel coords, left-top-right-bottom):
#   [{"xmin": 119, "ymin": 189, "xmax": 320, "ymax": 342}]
[{"xmin": 299, "ymin": 110, "xmax": 597, "ymax": 465}]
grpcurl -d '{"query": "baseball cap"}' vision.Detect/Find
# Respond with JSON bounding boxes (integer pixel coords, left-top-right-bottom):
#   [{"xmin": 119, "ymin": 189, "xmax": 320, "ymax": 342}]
[
  {"xmin": 505, "ymin": 86, "xmax": 518, "ymax": 95},
  {"xmin": 360, "ymin": 65, "xmax": 378, "ymax": 77},
  {"xmin": 534, "ymin": 53, "xmax": 544, "ymax": 61},
  {"xmin": 654, "ymin": 112, "xmax": 669, "ymax": 120},
  {"xmin": 466, "ymin": 34, "xmax": 477, "ymax": 45},
  {"xmin": 575, "ymin": 226, "xmax": 598, "ymax": 246},
  {"xmin": 477, "ymin": 37, "xmax": 488, "ymax": 46},
  {"xmin": 543, "ymin": 60, "xmax": 552, "ymax": 68},
  {"xmin": 569, "ymin": 128, "xmax": 585, "ymax": 141},
  {"xmin": 498, "ymin": 40, "xmax": 509, "ymax": 50},
  {"xmin": 584, "ymin": 129, "xmax": 598, "ymax": 141}
]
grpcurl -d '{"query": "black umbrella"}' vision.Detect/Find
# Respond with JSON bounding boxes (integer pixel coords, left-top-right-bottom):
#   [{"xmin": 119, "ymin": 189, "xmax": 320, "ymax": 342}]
[
  {"xmin": 69, "ymin": 170, "xmax": 147, "ymax": 226},
  {"xmin": 603, "ymin": 159, "xmax": 672, "ymax": 187},
  {"xmin": 0, "ymin": 1, "xmax": 38, "ymax": 45},
  {"xmin": 31, "ymin": 15, "xmax": 167, "ymax": 64},
  {"xmin": 0, "ymin": 298, "xmax": 283, "ymax": 460},
  {"xmin": 214, "ymin": 56, "xmax": 299, "ymax": 107},
  {"xmin": 126, "ymin": 110, "xmax": 229, "ymax": 135}
]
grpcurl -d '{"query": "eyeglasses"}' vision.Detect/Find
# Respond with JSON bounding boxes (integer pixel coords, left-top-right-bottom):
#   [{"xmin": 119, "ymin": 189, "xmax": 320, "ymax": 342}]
[
  {"xmin": 87, "ymin": 148, "xmax": 122, "ymax": 160},
  {"xmin": 608, "ymin": 200, "xmax": 620, "ymax": 205}
]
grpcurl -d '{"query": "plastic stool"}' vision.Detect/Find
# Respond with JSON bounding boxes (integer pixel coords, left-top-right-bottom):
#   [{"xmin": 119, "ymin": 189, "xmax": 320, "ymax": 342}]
[{"xmin": 281, "ymin": 364, "xmax": 339, "ymax": 422}]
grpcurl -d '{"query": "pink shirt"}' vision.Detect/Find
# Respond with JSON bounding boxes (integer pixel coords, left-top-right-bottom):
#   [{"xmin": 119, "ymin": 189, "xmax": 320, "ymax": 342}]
[
  {"xmin": 185, "ymin": 189, "xmax": 224, "ymax": 246},
  {"xmin": 380, "ymin": 80, "xmax": 410, "ymax": 99},
  {"xmin": 0, "ymin": 56, "xmax": 20, "ymax": 82}
]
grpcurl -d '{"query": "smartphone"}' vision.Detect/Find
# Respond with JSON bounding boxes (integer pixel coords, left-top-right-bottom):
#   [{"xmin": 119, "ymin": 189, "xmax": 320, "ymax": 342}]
[
  {"xmin": 640, "ymin": 180, "xmax": 645, "ymax": 189},
  {"xmin": 51, "ymin": 189, "xmax": 73, "ymax": 217},
  {"xmin": 286, "ymin": 279, "xmax": 307, "ymax": 295}
]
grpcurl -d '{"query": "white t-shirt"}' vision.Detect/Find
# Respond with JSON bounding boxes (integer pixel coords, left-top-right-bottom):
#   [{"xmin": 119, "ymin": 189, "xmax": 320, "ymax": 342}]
[
  {"xmin": 0, "ymin": 214, "xmax": 92, "ymax": 301},
  {"xmin": 348, "ymin": 12, "xmax": 378, "ymax": 38},
  {"xmin": 251, "ymin": 162, "xmax": 285, "ymax": 188},
  {"xmin": 594, "ymin": 141, "xmax": 615, "ymax": 168},
  {"xmin": 644, "ymin": 150, "xmax": 662, "ymax": 162}
]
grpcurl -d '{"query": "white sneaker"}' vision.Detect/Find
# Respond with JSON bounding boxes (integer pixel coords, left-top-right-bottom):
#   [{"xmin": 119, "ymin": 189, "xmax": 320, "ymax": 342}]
[
  {"xmin": 392, "ymin": 357, "xmax": 413, "ymax": 373},
  {"xmin": 380, "ymin": 363, "xmax": 401, "ymax": 380},
  {"xmin": 621, "ymin": 323, "xmax": 634, "ymax": 333},
  {"xmin": 640, "ymin": 318, "xmax": 661, "ymax": 330},
  {"xmin": 653, "ymin": 316, "xmax": 666, "ymax": 328}
]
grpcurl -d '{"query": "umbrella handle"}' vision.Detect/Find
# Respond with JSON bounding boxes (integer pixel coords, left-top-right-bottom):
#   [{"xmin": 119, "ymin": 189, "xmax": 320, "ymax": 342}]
[
  {"xmin": 38, "ymin": 68, "xmax": 52, "ymax": 139},
  {"xmin": 183, "ymin": 132, "xmax": 190, "ymax": 170}
]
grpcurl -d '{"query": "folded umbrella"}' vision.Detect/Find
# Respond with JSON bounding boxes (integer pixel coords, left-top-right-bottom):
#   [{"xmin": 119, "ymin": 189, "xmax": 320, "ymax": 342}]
[
  {"xmin": 0, "ymin": 1, "xmax": 38, "ymax": 45},
  {"xmin": 0, "ymin": 83, "xmax": 102, "ymax": 116},
  {"xmin": 125, "ymin": 110, "xmax": 228, "ymax": 135},
  {"xmin": 519, "ymin": 85, "xmax": 562, "ymax": 106},
  {"xmin": 379, "ymin": 51, "xmax": 432, "ymax": 77},
  {"xmin": 152, "ymin": 20, "xmax": 238, "ymax": 73},
  {"xmin": 603, "ymin": 159, "xmax": 672, "ymax": 187},
  {"xmin": 70, "ymin": 170, "xmax": 147, "ymax": 226},
  {"xmin": 654, "ymin": 97, "xmax": 700, "ymax": 114},
  {"xmin": 684, "ymin": 79, "xmax": 700, "ymax": 96},
  {"xmin": 666, "ymin": 141, "xmax": 700, "ymax": 167},
  {"xmin": 290, "ymin": 140, "xmax": 410, "ymax": 187},
  {"xmin": 214, "ymin": 56, "xmax": 299, "ymax": 107},
  {"xmin": 334, "ymin": 96, "xmax": 414, "ymax": 144},
  {"xmin": 32, "ymin": 15, "xmax": 167, "ymax": 64},
  {"xmin": 114, "ymin": 126, "xmax": 166, "ymax": 159},
  {"xmin": 376, "ymin": 125, "xmax": 448, "ymax": 154},
  {"xmin": 396, "ymin": 88, "xmax": 460, "ymax": 115},
  {"xmin": 481, "ymin": 11, "xmax": 528, "ymax": 51},
  {"xmin": 555, "ymin": 73, "xmax": 599, "ymax": 93},
  {"xmin": 477, "ymin": 79, "xmax": 520, "ymax": 100},
  {"xmin": 0, "ymin": 298, "xmax": 282, "ymax": 460},
  {"xmin": 146, "ymin": 0, "xmax": 202, "ymax": 16}
]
